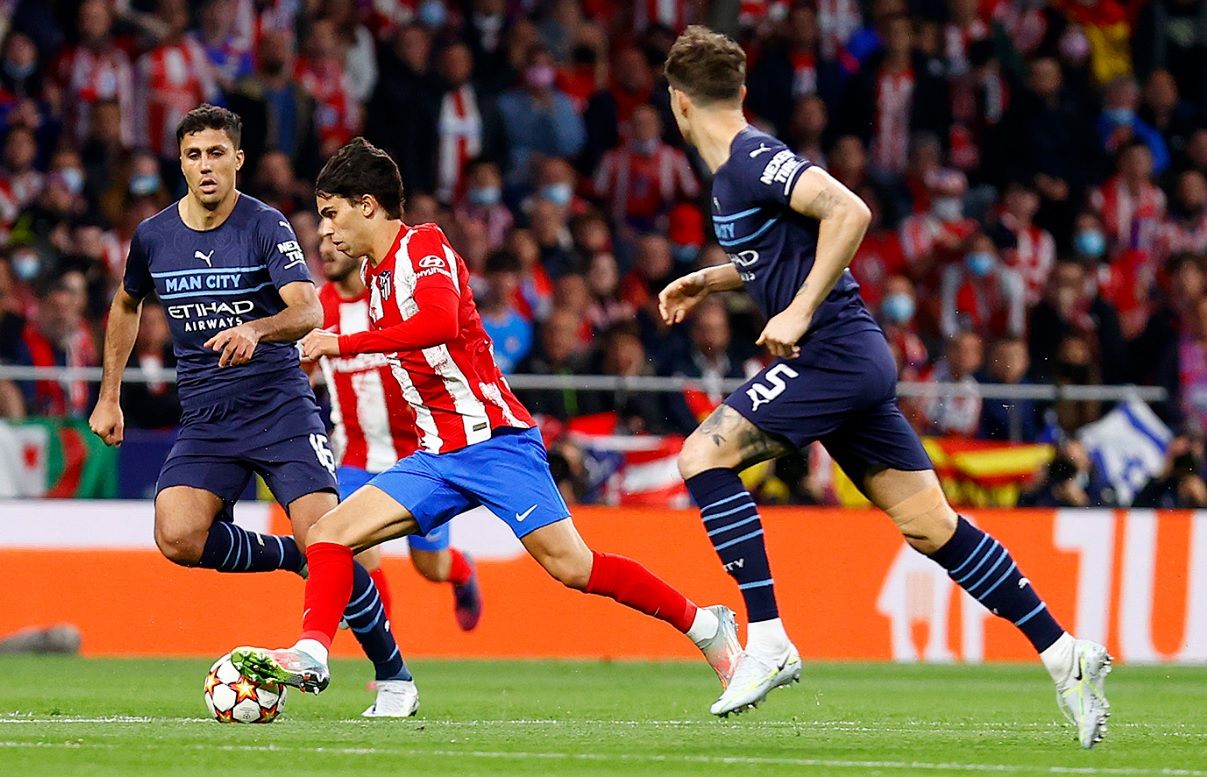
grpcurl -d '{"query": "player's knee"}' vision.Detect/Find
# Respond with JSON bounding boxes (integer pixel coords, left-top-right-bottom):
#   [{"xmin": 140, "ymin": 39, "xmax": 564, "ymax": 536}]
[
  {"xmin": 541, "ymin": 549, "xmax": 592, "ymax": 590},
  {"xmin": 154, "ymin": 523, "xmax": 206, "ymax": 566},
  {"xmin": 306, "ymin": 518, "xmax": 342, "ymax": 548},
  {"xmin": 678, "ymin": 434, "xmax": 725, "ymax": 480},
  {"xmin": 885, "ymin": 486, "xmax": 958, "ymax": 554}
]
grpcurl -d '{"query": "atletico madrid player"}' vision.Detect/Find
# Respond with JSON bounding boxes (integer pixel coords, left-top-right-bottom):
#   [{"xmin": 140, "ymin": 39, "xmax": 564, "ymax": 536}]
[{"xmin": 232, "ymin": 138, "xmax": 741, "ymax": 703}]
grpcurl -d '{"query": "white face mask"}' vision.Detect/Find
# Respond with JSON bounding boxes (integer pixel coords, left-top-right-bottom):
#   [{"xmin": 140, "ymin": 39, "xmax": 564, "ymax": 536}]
[{"xmin": 932, "ymin": 197, "xmax": 963, "ymax": 222}]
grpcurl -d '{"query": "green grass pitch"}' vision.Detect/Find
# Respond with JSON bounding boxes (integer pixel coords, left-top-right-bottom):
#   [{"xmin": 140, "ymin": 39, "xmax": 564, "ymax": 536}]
[{"xmin": 0, "ymin": 657, "xmax": 1204, "ymax": 776}]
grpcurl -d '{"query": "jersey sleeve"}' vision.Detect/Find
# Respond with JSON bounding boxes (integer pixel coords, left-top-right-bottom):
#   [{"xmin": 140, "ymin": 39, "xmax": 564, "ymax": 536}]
[
  {"xmin": 122, "ymin": 228, "xmax": 154, "ymax": 300},
  {"xmin": 260, "ymin": 211, "xmax": 313, "ymax": 289},
  {"xmin": 403, "ymin": 226, "xmax": 462, "ymax": 299},
  {"xmin": 738, "ymin": 140, "xmax": 813, "ymax": 208}
]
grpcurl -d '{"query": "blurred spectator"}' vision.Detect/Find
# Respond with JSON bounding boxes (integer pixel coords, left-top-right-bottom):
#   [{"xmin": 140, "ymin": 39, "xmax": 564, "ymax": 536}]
[
  {"xmin": 192, "ymin": 0, "xmax": 253, "ymax": 93},
  {"xmin": 1139, "ymin": 69, "xmax": 1200, "ymax": 165},
  {"xmin": 1132, "ymin": 433, "xmax": 1207, "ymax": 508},
  {"xmin": 322, "ymin": 0, "xmax": 378, "ymax": 104},
  {"xmin": 497, "ymin": 44, "xmax": 585, "ymax": 187},
  {"xmin": 133, "ymin": 0, "xmax": 219, "ymax": 163},
  {"xmin": 661, "ymin": 297, "xmax": 749, "ymax": 434},
  {"xmin": 997, "ymin": 181, "xmax": 1055, "ymax": 306},
  {"xmin": 840, "ymin": 12, "xmax": 949, "ymax": 178},
  {"xmin": 1028, "ymin": 258, "xmax": 1128, "ymax": 386},
  {"xmin": 583, "ymin": 320, "xmax": 663, "ymax": 434},
  {"xmin": 849, "ymin": 188, "xmax": 905, "ymax": 311},
  {"xmin": 922, "ymin": 330, "xmax": 984, "ymax": 436},
  {"xmin": 517, "ymin": 306, "xmax": 590, "ymax": 420},
  {"xmin": 12, "ymin": 269, "xmax": 97, "ymax": 418},
  {"xmin": 0, "ymin": 252, "xmax": 25, "ymax": 360},
  {"xmin": 1167, "ymin": 296, "xmax": 1207, "ymax": 435},
  {"xmin": 1157, "ymin": 169, "xmax": 1207, "ymax": 260},
  {"xmin": 581, "ymin": 46, "xmax": 657, "ymax": 172},
  {"xmin": 464, "ymin": 0, "xmax": 514, "ymax": 95},
  {"xmin": 939, "ymin": 231, "xmax": 1026, "ymax": 340},
  {"xmin": 1020, "ymin": 440, "xmax": 1115, "ymax": 508},
  {"xmin": 120, "ymin": 299, "xmax": 179, "ymax": 429},
  {"xmin": 527, "ymin": 156, "xmax": 587, "ymax": 216},
  {"xmin": 879, "ymin": 274, "xmax": 928, "ymax": 382},
  {"xmin": 226, "ymin": 29, "xmax": 321, "ymax": 175},
  {"xmin": 1132, "ymin": 0, "xmax": 1207, "ymax": 109},
  {"xmin": 747, "ymin": 5, "xmax": 839, "ymax": 135},
  {"xmin": 432, "ymin": 41, "xmax": 507, "ymax": 204},
  {"xmin": 296, "ymin": 17, "xmax": 361, "ymax": 157},
  {"xmin": 1049, "ymin": 333, "xmax": 1104, "ymax": 434},
  {"xmin": 592, "ymin": 104, "xmax": 698, "ymax": 231},
  {"xmin": 478, "ymin": 249, "xmax": 533, "ymax": 374},
  {"xmin": 0, "ymin": 31, "xmax": 42, "ymax": 103},
  {"xmin": 503, "ymin": 227, "xmax": 553, "ymax": 321},
  {"xmin": 1135, "ymin": 252, "xmax": 1204, "ymax": 395},
  {"xmin": 619, "ymin": 233, "xmax": 676, "ymax": 330},
  {"xmin": 366, "ymin": 23, "xmax": 439, "ymax": 195},
  {"xmin": 584, "ymin": 250, "xmax": 634, "ymax": 333},
  {"xmin": 55, "ymin": 0, "xmax": 134, "ymax": 148},
  {"xmin": 456, "ymin": 158, "xmax": 513, "ymax": 248},
  {"xmin": 530, "ymin": 198, "xmax": 578, "ymax": 278},
  {"xmin": 900, "ymin": 169, "xmax": 979, "ymax": 287},
  {"xmin": 1090, "ymin": 141, "xmax": 1166, "ymax": 261},
  {"xmin": 250, "ymin": 150, "xmax": 309, "ymax": 218},
  {"xmin": 1095, "ymin": 76, "xmax": 1170, "ymax": 177},
  {"xmin": 977, "ymin": 337, "xmax": 1039, "ymax": 442}
]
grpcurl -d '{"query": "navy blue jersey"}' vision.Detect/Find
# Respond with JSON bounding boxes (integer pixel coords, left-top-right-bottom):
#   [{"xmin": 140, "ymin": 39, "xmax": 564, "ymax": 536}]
[
  {"xmin": 123, "ymin": 194, "xmax": 312, "ymax": 406},
  {"xmin": 711, "ymin": 126, "xmax": 879, "ymax": 340}
]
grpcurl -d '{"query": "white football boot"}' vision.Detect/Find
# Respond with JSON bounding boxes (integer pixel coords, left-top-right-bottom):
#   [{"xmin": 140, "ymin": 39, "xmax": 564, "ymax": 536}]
[
  {"xmin": 709, "ymin": 644, "xmax": 801, "ymax": 717},
  {"xmin": 1055, "ymin": 640, "xmax": 1112, "ymax": 748},
  {"xmin": 362, "ymin": 679, "xmax": 420, "ymax": 718},
  {"xmin": 695, "ymin": 605, "xmax": 742, "ymax": 688}
]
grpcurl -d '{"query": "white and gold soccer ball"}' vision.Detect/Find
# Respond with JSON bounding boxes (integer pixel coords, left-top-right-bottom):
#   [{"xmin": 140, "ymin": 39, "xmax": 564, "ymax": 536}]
[{"xmin": 203, "ymin": 653, "xmax": 287, "ymax": 723}]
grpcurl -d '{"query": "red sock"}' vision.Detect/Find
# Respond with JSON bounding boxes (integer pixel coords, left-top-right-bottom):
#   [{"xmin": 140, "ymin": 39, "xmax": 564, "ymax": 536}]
[
  {"xmin": 584, "ymin": 551, "xmax": 697, "ymax": 633},
  {"xmin": 300, "ymin": 542, "xmax": 355, "ymax": 649},
  {"xmin": 447, "ymin": 548, "xmax": 472, "ymax": 586},
  {"xmin": 369, "ymin": 568, "xmax": 393, "ymax": 624}
]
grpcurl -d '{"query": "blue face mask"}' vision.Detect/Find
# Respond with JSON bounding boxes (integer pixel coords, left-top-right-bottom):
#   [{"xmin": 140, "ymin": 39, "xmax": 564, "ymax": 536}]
[
  {"xmin": 1074, "ymin": 229, "xmax": 1106, "ymax": 259},
  {"xmin": 12, "ymin": 251, "xmax": 40, "ymax": 282},
  {"xmin": 468, "ymin": 186, "xmax": 501, "ymax": 206},
  {"xmin": 541, "ymin": 183, "xmax": 573, "ymax": 206},
  {"xmin": 129, "ymin": 173, "xmax": 160, "ymax": 197},
  {"xmin": 1105, "ymin": 107, "xmax": 1135, "ymax": 126},
  {"xmin": 417, "ymin": 0, "xmax": 447, "ymax": 28},
  {"xmin": 965, "ymin": 251, "xmax": 996, "ymax": 278},
  {"xmin": 58, "ymin": 167, "xmax": 85, "ymax": 196},
  {"xmin": 672, "ymin": 243, "xmax": 698, "ymax": 264},
  {"xmin": 881, "ymin": 293, "xmax": 915, "ymax": 325}
]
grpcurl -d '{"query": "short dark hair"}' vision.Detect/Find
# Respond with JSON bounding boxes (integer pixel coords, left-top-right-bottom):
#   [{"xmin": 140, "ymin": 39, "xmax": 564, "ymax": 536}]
[
  {"xmin": 484, "ymin": 249, "xmax": 521, "ymax": 275},
  {"xmin": 665, "ymin": 26, "xmax": 746, "ymax": 105},
  {"xmin": 315, "ymin": 137, "xmax": 405, "ymax": 219},
  {"xmin": 176, "ymin": 104, "xmax": 242, "ymax": 149}
]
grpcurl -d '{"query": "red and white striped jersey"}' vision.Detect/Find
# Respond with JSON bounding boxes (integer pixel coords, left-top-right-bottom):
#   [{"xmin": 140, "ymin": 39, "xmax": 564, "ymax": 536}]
[
  {"xmin": 592, "ymin": 142, "xmax": 699, "ymax": 224},
  {"xmin": 55, "ymin": 44, "xmax": 136, "ymax": 146},
  {"xmin": 1090, "ymin": 175, "xmax": 1167, "ymax": 259},
  {"xmin": 318, "ymin": 282, "xmax": 419, "ymax": 472},
  {"xmin": 134, "ymin": 39, "xmax": 219, "ymax": 158},
  {"xmin": 1001, "ymin": 217, "xmax": 1055, "ymax": 306},
  {"xmin": 436, "ymin": 85, "xmax": 483, "ymax": 203},
  {"xmin": 339, "ymin": 223, "xmax": 535, "ymax": 454}
]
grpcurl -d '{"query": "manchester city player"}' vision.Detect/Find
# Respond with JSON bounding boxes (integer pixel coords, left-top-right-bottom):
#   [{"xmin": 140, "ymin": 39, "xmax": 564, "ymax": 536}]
[
  {"xmin": 657, "ymin": 27, "xmax": 1110, "ymax": 745},
  {"xmin": 88, "ymin": 105, "xmax": 417, "ymax": 717}
]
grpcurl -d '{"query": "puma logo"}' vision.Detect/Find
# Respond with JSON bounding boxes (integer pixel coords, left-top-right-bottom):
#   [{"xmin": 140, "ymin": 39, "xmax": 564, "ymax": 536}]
[
  {"xmin": 1019, "ymin": 577, "xmax": 1031, "ymax": 589},
  {"xmin": 195, "ymin": 249, "xmax": 214, "ymax": 267},
  {"xmin": 749, "ymin": 143, "xmax": 772, "ymax": 158}
]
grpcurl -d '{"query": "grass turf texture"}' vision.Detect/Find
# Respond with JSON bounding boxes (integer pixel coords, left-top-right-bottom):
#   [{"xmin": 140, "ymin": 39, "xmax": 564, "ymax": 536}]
[{"xmin": 0, "ymin": 658, "xmax": 1203, "ymax": 776}]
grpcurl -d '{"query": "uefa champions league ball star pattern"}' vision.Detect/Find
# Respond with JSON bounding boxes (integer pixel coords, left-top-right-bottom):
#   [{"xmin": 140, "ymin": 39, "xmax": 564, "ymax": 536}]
[{"xmin": 203, "ymin": 653, "xmax": 287, "ymax": 723}]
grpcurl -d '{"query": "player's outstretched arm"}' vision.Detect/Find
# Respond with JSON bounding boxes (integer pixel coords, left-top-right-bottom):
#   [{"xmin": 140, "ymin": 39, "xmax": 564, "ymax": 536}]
[
  {"xmin": 204, "ymin": 281, "xmax": 322, "ymax": 368},
  {"xmin": 300, "ymin": 281, "xmax": 460, "ymax": 360},
  {"xmin": 658, "ymin": 263, "xmax": 743, "ymax": 325},
  {"xmin": 756, "ymin": 167, "xmax": 871, "ymax": 358},
  {"xmin": 89, "ymin": 288, "xmax": 143, "ymax": 446}
]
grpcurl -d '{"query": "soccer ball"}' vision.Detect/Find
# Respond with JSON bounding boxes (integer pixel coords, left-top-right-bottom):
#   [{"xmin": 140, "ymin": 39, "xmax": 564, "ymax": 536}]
[{"xmin": 203, "ymin": 653, "xmax": 287, "ymax": 723}]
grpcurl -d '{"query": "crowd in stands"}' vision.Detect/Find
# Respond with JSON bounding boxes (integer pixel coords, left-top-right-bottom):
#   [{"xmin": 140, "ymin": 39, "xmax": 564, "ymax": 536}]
[{"xmin": 1, "ymin": 0, "xmax": 1207, "ymax": 505}]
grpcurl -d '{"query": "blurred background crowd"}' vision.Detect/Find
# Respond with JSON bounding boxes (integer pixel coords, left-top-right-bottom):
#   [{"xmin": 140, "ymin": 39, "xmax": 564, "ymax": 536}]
[{"xmin": 0, "ymin": 0, "xmax": 1206, "ymax": 506}]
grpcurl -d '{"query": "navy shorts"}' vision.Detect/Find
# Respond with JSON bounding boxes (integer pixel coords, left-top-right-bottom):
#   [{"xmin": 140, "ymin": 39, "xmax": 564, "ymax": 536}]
[
  {"xmin": 338, "ymin": 465, "xmax": 450, "ymax": 552},
  {"xmin": 724, "ymin": 327, "xmax": 932, "ymax": 486},
  {"xmin": 369, "ymin": 427, "xmax": 570, "ymax": 539},
  {"xmin": 156, "ymin": 373, "xmax": 339, "ymax": 510}
]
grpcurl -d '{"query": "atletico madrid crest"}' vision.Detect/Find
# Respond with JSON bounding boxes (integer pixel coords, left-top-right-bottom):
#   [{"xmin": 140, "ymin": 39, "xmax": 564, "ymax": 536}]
[{"xmin": 377, "ymin": 270, "xmax": 393, "ymax": 300}]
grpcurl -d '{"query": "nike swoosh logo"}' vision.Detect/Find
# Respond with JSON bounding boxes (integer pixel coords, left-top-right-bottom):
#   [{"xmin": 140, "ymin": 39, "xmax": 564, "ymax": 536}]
[
  {"xmin": 515, "ymin": 504, "xmax": 537, "ymax": 522},
  {"xmin": 1073, "ymin": 662, "xmax": 1083, "ymax": 682}
]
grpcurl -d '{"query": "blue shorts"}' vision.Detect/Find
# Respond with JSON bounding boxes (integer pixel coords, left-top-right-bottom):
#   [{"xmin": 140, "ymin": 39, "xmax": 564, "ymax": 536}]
[
  {"xmin": 725, "ymin": 327, "xmax": 932, "ymax": 487},
  {"xmin": 338, "ymin": 465, "xmax": 450, "ymax": 552},
  {"xmin": 156, "ymin": 374, "xmax": 338, "ymax": 510},
  {"xmin": 368, "ymin": 427, "xmax": 569, "ymax": 539}
]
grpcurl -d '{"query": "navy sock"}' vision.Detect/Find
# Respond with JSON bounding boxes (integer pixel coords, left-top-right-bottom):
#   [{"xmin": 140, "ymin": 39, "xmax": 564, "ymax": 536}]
[
  {"xmin": 929, "ymin": 516, "xmax": 1064, "ymax": 652},
  {"xmin": 198, "ymin": 521, "xmax": 303, "ymax": 573},
  {"xmin": 345, "ymin": 561, "xmax": 411, "ymax": 682},
  {"xmin": 685, "ymin": 468, "xmax": 779, "ymax": 622}
]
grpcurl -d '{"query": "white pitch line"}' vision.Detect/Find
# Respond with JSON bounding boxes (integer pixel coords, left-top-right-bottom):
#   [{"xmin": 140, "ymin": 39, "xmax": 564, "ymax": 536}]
[{"xmin": 0, "ymin": 740, "xmax": 1204, "ymax": 776}]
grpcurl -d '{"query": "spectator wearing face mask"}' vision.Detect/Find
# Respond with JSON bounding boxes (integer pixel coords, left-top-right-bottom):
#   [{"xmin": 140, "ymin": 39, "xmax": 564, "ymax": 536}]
[
  {"xmin": 1095, "ymin": 75, "xmax": 1170, "ymax": 176},
  {"xmin": 997, "ymin": 181, "xmax": 1056, "ymax": 307},
  {"xmin": 878, "ymin": 274, "xmax": 928, "ymax": 382},
  {"xmin": 940, "ymin": 231, "xmax": 1026, "ymax": 340},
  {"xmin": 478, "ymin": 249, "xmax": 533, "ymax": 374},
  {"xmin": 498, "ymin": 44, "xmax": 586, "ymax": 187},
  {"xmin": 900, "ymin": 169, "xmax": 979, "ymax": 290},
  {"xmin": 592, "ymin": 104, "xmax": 698, "ymax": 232},
  {"xmin": 849, "ymin": 188, "xmax": 905, "ymax": 312},
  {"xmin": 525, "ymin": 157, "xmax": 587, "ymax": 217},
  {"xmin": 456, "ymin": 158, "xmax": 513, "ymax": 248}
]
